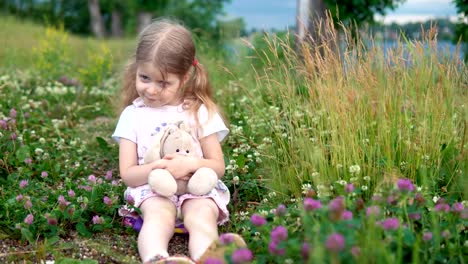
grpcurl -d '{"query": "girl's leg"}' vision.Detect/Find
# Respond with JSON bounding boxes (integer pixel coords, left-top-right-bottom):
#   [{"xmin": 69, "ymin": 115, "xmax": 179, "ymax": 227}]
[
  {"xmin": 139, "ymin": 196, "xmax": 177, "ymax": 263},
  {"xmin": 181, "ymin": 198, "xmax": 219, "ymax": 261}
]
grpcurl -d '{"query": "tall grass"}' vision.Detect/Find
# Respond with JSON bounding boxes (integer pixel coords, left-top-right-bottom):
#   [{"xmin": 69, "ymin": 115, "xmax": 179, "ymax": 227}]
[{"xmin": 235, "ymin": 25, "xmax": 467, "ymax": 200}]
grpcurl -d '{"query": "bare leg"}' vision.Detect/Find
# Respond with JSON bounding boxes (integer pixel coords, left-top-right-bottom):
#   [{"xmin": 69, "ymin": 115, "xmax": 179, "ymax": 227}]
[
  {"xmin": 182, "ymin": 198, "xmax": 219, "ymax": 261},
  {"xmin": 139, "ymin": 196, "xmax": 176, "ymax": 263}
]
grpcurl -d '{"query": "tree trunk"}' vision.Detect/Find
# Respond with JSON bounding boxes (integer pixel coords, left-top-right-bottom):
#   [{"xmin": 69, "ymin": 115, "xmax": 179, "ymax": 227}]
[
  {"xmin": 88, "ymin": 0, "xmax": 105, "ymax": 38},
  {"xmin": 296, "ymin": 0, "xmax": 337, "ymax": 58},
  {"xmin": 137, "ymin": 11, "xmax": 153, "ymax": 34},
  {"xmin": 111, "ymin": 10, "xmax": 123, "ymax": 38}
]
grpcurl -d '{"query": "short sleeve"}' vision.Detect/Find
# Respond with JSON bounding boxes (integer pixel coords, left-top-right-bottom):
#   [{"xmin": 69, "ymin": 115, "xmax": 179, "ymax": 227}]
[
  {"xmin": 197, "ymin": 105, "xmax": 229, "ymax": 142},
  {"xmin": 112, "ymin": 106, "xmax": 136, "ymax": 143}
]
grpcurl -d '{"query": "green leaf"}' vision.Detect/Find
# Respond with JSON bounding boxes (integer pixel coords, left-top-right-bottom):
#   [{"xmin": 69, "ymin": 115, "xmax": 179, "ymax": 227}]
[
  {"xmin": 15, "ymin": 145, "xmax": 30, "ymax": 162},
  {"xmin": 56, "ymin": 258, "xmax": 98, "ymax": 264},
  {"xmin": 95, "ymin": 137, "xmax": 110, "ymax": 151},
  {"xmin": 76, "ymin": 222, "xmax": 92, "ymax": 237},
  {"xmin": 20, "ymin": 227, "xmax": 34, "ymax": 244}
]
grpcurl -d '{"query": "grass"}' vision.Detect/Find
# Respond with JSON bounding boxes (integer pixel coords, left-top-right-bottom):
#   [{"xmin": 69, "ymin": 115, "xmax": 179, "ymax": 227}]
[{"xmin": 0, "ymin": 15, "xmax": 467, "ymax": 263}]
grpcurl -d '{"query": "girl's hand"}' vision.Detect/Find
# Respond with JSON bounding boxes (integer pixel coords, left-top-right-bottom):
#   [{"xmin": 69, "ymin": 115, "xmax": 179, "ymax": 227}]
[{"xmin": 152, "ymin": 154, "xmax": 199, "ymax": 180}]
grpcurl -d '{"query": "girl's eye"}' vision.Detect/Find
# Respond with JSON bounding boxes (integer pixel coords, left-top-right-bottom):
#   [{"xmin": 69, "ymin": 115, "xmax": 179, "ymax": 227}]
[
  {"xmin": 158, "ymin": 81, "xmax": 168, "ymax": 88},
  {"xmin": 139, "ymin": 74, "xmax": 150, "ymax": 82}
]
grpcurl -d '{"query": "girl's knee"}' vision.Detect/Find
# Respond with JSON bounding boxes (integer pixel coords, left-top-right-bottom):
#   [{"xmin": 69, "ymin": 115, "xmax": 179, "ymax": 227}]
[
  {"xmin": 182, "ymin": 198, "xmax": 219, "ymax": 223},
  {"xmin": 141, "ymin": 197, "xmax": 176, "ymax": 221}
]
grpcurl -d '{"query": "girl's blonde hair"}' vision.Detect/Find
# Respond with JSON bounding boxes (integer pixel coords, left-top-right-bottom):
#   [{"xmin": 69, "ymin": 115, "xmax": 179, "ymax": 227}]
[{"xmin": 119, "ymin": 18, "xmax": 217, "ymax": 121}]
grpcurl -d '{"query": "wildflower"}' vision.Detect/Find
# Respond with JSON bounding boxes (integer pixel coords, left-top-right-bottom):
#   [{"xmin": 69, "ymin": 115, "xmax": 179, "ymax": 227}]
[
  {"xmin": 422, "ymin": 232, "xmax": 433, "ymax": 241},
  {"xmin": 24, "ymin": 214, "xmax": 34, "ymax": 225},
  {"xmin": 329, "ymin": 196, "xmax": 345, "ymax": 213},
  {"xmin": 10, "ymin": 108, "xmax": 17, "ymax": 118},
  {"xmin": 351, "ymin": 246, "xmax": 360, "ymax": 257},
  {"xmin": 232, "ymin": 176, "xmax": 240, "ymax": 185},
  {"xmin": 342, "ymin": 210, "xmax": 353, "ymax": 220},
  {"xmin": 304, "ymin": 198, "xmax": 322, "ymax": 211},
  {"xmin": 380, "ymin": 217, "xmax": 400, "ymax": 230},
  {"xmin": 24, "ymin": 199, "xmax": 32, "ymax": 210},
  {"xmin": 126, "ymin": 194, "xmax": 135, "ymax": 205},
  {"xmin": 16, "ymin": 194, "xmax": 23, "ymax": 202},
  {"xmin": 68, "ymin": 189, "xmax": 75, "ymax": 198},
  {"xmin": 301, "ymin": 242, "xmax": 310, "ymax": 260},
  {"xmin": 361, "ymin": 185, "xmax": 368, "ymax": 191},
  {"xmin": 0, "ymin": 119, "xmax": 7, "ymax": 129},
  {"xmin": 250, "ymin": 214, "xmax": 267, "ymax": 226},
  {"xmin": 19, "ymin": 180, "xmax": 28, "ymax": 189},
  {"xmin": 58, "ymin": 195, "xmax": 70, "ymax": 210},
  {"xmin": 345, "ymin": 183, "xmax": 354, "ymax": 193},
  {"xmin": 231, "ymin": 248, "xmax": 253, "ymax": 264},
  {"xmin": 275, "ymin": 204, "xmax": 287, "ymax": 216},
  {"xmin": 397, "ymin": 178, "xmax": 415, "ymax": 192},
  {"xmin": 268, "ymin": 241, "xmax": 285, "ymax": 256},
  {"xmin": 434, "ymin": 203, "xmax": 450, "ymax": 213},
  {"xmin": 103, "ymin": 196, "xmax": 113, "ymax": 206},
  {"xmin": 408, "ymin": 212, "xmax": 421, "ymax": 220},
  {"xmin": 349, "ymin": 165, "xmax": 361, "ymax": 175},
  {"xmin": 270, "ymin": 226, "xmax": 288, "ymax": 242},
  {"xmin": 325, "ymin": 233, "xmax": 345, "ymax": 253},
  {"xmin": 105, "ymin": 170, "xmax": 113, "ymax": 180},
  {"xmin": 366, "ymin": 206, "xmax": 381, "ymax": 217},
  {"xmin": 219, "ymin": 233, "xmax": 235, "ymax": 245},
  {"xmin": 451, "ymin": 202, "xmax": 464, "ymax": 213},
  {"xmin": 41, "ymin": 171, "xmax": 48, "ymax": 178},
  {"xmin": 205, "ymin": 258, "xmax": 223, "ymax": 264},
  {"xmin": 88, "ymin": 174, "xmax": 96, "ymax": 184},
  {"xmin": 45, "ymin": 214, "xmax": 58, "ymax": 226},
  {"xmin": 92, "ymin": 215, "xmax": 104, "ymax": 224}
]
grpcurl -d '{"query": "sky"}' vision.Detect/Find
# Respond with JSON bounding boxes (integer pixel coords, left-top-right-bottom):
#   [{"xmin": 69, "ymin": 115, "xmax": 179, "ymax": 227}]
[{"xmin": 223, "ymin": 0, "xmax": 459, "ymax": 30}]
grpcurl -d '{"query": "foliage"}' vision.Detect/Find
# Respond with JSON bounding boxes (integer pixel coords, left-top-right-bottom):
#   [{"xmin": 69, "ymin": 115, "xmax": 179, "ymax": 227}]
[
  {"xmin": 0, "ymin": 74, "xmax": 123, "ymax": 244},
  {"xmin": 233, "ymin": 178, "xmax": 467, "ymax": 263},
  {"xmin": 325, "ymin": 0, "xmax": 406, "ymax": 27},
  {"xmin": 453, "ymin": 0, "xmax": 468, "ymax": 61}
]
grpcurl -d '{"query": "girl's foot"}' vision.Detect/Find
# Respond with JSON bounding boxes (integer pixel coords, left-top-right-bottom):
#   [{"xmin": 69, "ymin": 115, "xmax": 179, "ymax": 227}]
[
  {"xmin": 197, "ymin": 233, "xmax": 247, "ymax": 264},
  {"xmin": 147, "ymin": 254, "xmax": 195, "ymax": 264}
]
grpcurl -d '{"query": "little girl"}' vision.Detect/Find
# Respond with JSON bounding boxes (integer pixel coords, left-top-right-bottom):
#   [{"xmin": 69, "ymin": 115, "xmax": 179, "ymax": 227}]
[{"xmin": 112, "ymin": 19, "xmax": 234, "ymax": 263}]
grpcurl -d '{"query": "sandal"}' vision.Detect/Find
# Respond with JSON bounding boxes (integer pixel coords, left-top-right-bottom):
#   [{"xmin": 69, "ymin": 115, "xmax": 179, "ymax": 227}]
[{"xmin": 197, "ymin": 233, "xmax": 247, "ymax": 264}]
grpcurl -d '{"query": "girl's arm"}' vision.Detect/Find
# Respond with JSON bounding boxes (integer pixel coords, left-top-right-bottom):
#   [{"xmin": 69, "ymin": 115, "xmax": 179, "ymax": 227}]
[
  {"xmin": 156, "ymin": 133, "xmax": 226, "ymax": 179},
  {"xmin": 119, "ymin": 138, "xmax": 163, "ymax": 187}
]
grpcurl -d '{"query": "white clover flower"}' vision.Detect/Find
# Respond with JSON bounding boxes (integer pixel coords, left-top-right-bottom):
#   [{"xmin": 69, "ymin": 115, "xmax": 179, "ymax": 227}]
[
  {"xmin": 285, "ymin": 259, "xmax": 294, "ymax": 264},
  {"xmin": 262, "ymin": 198, "xmax": 269, "ymax": 203},
  {"xmin": 259, "ymin": 210, "xmax": 269, "ymax": 216},
  {"xmin": 34, "ymin": 148, "xmax": 44, "ymax": 155},
  {"xmin": 337, "ymin": 180, "xmax": 347, "ymax": 186},
  {"xmin": 349, "ymin": 164, "xmax": 361, "ymax": 174},
  {"xmin": 302, "ymin": 183, "xmax": 312, "ymax": 192},
  {"xmin": 433, "ymin": 196, "xmax": 440, "ymax": 204},
  {"xmin": 362, "ymin": 186, "xmax": 368, "ymax": 191},
  {"xmin": 268, "ymin": 191, "xmax": 277, "ymax": 198},
  {"xmin": 311, "ymin": 172, "xmax": 320, "ymax": 178},
  {"xmin": 0, "ymin": 132, "xmax": 3, "ymax": 137},
  {"xmin": 363, "ymin": 176, "xmax": 371, "ymax": 181},
  {"xmin": 232, "ymin": 176, "xmax": 240, "ymax": 185},
  {"xmin": 336, "ymin": 164, "xmax": 343, "ymax": 169}
]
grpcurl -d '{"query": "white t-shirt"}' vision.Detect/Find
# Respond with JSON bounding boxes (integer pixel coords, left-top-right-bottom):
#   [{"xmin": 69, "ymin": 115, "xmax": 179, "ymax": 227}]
[{"xmin": 112, "ymin": 97, "xmax": 229, "ymax": 165}]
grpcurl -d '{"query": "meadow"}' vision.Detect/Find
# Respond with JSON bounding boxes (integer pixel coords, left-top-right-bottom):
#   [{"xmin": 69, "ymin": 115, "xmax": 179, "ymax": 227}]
[{"xmin": 0, "ymin": 15, "xmax": 467, "ymax": 263}]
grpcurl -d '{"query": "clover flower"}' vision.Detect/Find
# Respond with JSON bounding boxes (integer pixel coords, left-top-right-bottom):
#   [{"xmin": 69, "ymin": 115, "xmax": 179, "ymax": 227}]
[
  {"xmin": 92, "ymin": 215, "xmax": 104, "ymax": 225},
  {"xmin": 397, "ymin": 178, "xmax": 415, "ymax": 192},
  {"xmin": 422, "ymin": 232, "xmax": 433, "ymax": 241},
  {"xmin": 366, "ymin": 205, "xmax": 381, "ymax": 217},
  {"xmin": 380, "ymin": 217, "xmax": 400, "ymax": 230},
  {"xmin": 205, "ymin": 258, "xmax": 223, "ymax": 264},
  {"xmin": 250, "ymin": 214, "xmax": 267, "ymax": 226},
  {"xmin": 325, "ymin": 233, "xmax": 345, "ymax": 253},
  {"xmin": 231, "ymin": 248, "xmax": 253, "ymax": 264},
  {"xmin": 24, "ymin": 214, "xmax": 34, "ymax": 225},
  {"xmin": 275, "ymin": 204, "xmax": 287, "ymax": 216},
  {"xmin": 270, "ymin": 226, "xmax": 288, "ymax": 242},
  {"xmin": 268, "ymin": 240, "xmax": 285, "ymax": 256},
  {"xmin": 19, "ymin": 180, "xmax": 28, "ymax": 189},
  {"xmin": 304, "ymin": 198, "xmax": 322, "ymax": 211}
]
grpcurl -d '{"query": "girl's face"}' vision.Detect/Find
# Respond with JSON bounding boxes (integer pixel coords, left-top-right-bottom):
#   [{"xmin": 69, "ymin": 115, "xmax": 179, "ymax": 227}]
[{"xmin": 135, "ymin": 62, "xmax": 186, "ymax": 107}]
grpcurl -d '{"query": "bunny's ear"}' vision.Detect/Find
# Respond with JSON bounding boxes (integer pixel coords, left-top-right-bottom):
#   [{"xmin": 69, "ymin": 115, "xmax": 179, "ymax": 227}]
[{"xmin": 177, "ymin": 121, "xmax": 192, "ymax": 134}]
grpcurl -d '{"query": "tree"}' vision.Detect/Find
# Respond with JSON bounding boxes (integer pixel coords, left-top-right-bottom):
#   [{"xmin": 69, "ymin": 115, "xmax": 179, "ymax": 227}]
[
  {"xmin": 453, "ymin": 0, "xmax": 468, "ymax": 61},
  {"xmin": 296, "ymin": 0, "xmax": 406, "ymax": 54},
  {"xmin": 88, "ymin": 0, "xmax": 105, "ymax": 38}
]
